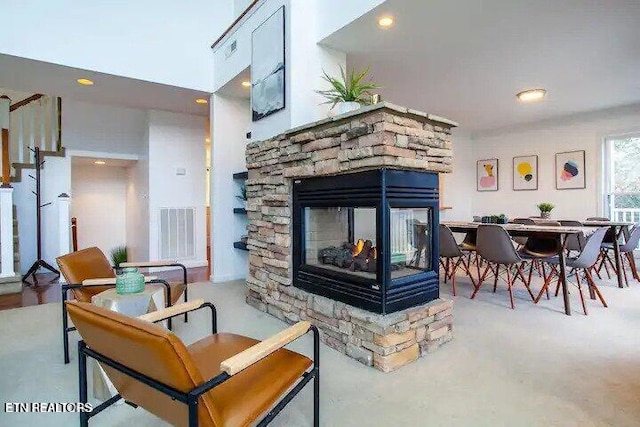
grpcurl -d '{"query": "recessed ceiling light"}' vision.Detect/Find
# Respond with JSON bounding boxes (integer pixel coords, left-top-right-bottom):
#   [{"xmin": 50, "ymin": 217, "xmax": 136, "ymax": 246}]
[
  {"xmin": 195, "ymin": 98, "xmax": 208, "ymax": 105},
  {"xmin": 241, "ymin": 81, "xmax": 251, "ymax": 88},
  {"xmin": 94, "ymin": 160, "xmax": 106, "ymax": 165},
  {"xmin": 516, "ymin": 88, "xmax": 547, "ymax": 103},
  {"xmin": 378, "ymin": 16, "xmax": 394, "ymax": 28},
  {"xmin": 77, "ymin": 78, "xmax": 94, "ymax": 86}
]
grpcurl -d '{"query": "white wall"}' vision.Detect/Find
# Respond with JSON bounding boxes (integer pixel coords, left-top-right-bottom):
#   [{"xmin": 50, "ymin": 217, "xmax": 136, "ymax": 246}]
[
  {"xmin": 440, "ymin": 132, "xmax": 474, "ymax": 222},
  {"xmin": 315, "ymin": 0, "xmax": 388, "ymax": 42},
  {"xmin": 62, "ymin": 100, "xmax": 148, "ymax": 155},
  {"xmin": 126, "ymin": 132, "xmax": 150, "ymax": 262},
  {"xmin": 211, "ymin": 95, "xmax": 251, "ymax": 281},
  {"xmin": 14, "ymin": 155, "xmax": 70, "ymax": 273},
  {"xmin": 71, "ymin": 164, "xmax": 128, "ymax": 257},
  {"xmin": 147, "ymin": 110, "xmax": 208, "ymax": 267},
  {"xmin": 0, "ymin": 0, "xmax": 233, "ymax": 91},
  {"xmin": 469, "ymin": 107, "xmax": 640, "ymax": 220}
]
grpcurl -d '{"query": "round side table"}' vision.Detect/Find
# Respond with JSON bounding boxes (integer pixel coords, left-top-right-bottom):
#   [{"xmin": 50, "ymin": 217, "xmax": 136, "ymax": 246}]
[{"xmin": 91, "ymin": 285, "xmax": 166, "ymax": 401}]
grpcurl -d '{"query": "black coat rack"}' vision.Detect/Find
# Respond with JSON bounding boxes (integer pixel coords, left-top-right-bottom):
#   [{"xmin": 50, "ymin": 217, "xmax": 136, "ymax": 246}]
[{"xmin": 23, "ymin": 147, "xmax": 60, "ymax": 283}]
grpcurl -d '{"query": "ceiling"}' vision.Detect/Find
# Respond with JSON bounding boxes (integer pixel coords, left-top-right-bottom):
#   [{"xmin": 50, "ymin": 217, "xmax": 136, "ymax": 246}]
[
  {"xmin": 71, "ymin": 156, "xmax": 137, "ymax": 168},
  {"xmin": 0, "ymin": 54, "xmax": 211, "ymax": 116},
  {"xmin": 321, "ymin": 0, "xmax": 640, "ymax": 134},
  {"xmin": 217, "ymin": 66, "xmax": 251, "ymax": 100}
]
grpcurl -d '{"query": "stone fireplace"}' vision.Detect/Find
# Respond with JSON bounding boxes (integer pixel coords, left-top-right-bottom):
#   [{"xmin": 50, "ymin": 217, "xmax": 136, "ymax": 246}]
[
  {"xmin": 245, "ymin": 103, "xmax": 457, "ymax": 371},
  {"xmin": 293, "ymin": 169, "xmax": 440, "ymax": 314}
]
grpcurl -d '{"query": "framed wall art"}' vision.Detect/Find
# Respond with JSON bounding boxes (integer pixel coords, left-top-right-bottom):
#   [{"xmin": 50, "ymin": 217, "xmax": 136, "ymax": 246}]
[
  {"xmin": 513, "ymin": 155, "xmax": 538, "ymax": 191},
  {"xmin": 555, "ymin": 150, "xmax": 586, "ymax": 190},
  {"xmin": 477, "ymin": 158, "xmax": 499, "ymax": 191},
  {"xmin": 251, "ymin": 6, "xmax": 286, "ymax": 121}
]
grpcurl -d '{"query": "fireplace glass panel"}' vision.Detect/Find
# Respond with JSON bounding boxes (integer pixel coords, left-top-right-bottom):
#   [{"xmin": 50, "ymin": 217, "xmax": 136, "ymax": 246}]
[
  {"xmin": 390, "ymin": 207, "xmax": 433, "ymax": 278},
  {"xmin": 304, "ymin": 207, "xmax": 377, "ymax": 279}
]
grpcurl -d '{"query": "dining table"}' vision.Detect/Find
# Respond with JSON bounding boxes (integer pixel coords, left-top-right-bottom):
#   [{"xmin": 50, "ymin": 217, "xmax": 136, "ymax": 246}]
[
  {"xmin": 441, "ymin": 221, "xmax": 597, "ymax": 315},
  {"xmin": 581, "ymin": 220, "xmax": 635, "ymax": 289}
]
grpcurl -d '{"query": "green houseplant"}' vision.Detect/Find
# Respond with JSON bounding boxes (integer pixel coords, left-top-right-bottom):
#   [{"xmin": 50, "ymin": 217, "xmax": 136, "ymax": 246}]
[
  {"xmin": 316, "ymin": 66, "xmax": 381, "ymax": 114},
  {"xmin": 110, "ymin": 246, "xmax": 128, "ymax": 272},
  {"xmin": 537, "ymin": 202, "xmax": 555, "ymax": 219}
]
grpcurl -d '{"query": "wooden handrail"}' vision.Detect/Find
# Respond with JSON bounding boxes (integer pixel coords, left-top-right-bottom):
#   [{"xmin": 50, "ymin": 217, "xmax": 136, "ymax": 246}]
[
  {"xmin": 71, "ymin": 217, "xmax": 78, "ymax": 252},
  {"xmin": 1, "ymin": 129, "xmax": 9, "ymax": 187},
  {"xmin": 9, "ymin": 94, "xmax": 44, "ymax": 112},
  {"xmin": 210, "ymin": 0, "xmax": 260, "ymax": 49},
  {"xmin": 56, "ymin": 97, "xmax": 62, "ymax": 151}
]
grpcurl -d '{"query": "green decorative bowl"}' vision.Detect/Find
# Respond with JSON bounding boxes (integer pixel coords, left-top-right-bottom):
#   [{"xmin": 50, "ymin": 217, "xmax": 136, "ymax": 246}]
[{"xmin": 116, "ymin": 267, "xmax": 145, "ymax": 295}]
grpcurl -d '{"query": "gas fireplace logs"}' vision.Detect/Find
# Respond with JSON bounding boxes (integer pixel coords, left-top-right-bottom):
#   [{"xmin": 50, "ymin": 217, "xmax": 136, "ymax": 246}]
[{"xmin": 245, "ymin": 102, "xmax": 457, "ymax": 371}]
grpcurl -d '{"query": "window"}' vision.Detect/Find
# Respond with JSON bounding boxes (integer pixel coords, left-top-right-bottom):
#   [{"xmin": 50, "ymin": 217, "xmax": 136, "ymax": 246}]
[{"xmin": 603, "ymin": 135, "xmax": 640, "ymax": 223}]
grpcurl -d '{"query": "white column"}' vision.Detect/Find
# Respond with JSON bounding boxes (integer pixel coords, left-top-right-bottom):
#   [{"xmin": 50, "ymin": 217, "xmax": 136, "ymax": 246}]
[
  {"xmin": 58, "ymin": 193, "xmax": 71, "ymax": 256},
  {"xmin": 0, "ymin": 187, "xmax": 15, "ymax": 277}
]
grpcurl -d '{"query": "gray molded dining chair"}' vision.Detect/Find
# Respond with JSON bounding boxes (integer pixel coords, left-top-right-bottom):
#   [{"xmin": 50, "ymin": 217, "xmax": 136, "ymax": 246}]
[
  {"xmin": 439, "ymin": 224, "xmax": 476, "ymax": 296},
  {"xmin": 600, "ymin": 225, "xmax": 640, "ymax": 286},
  {"xmin": 536, "ymin": 227, "xmax": 609, "ymax": 315},
  {"xmin": 518, "ymin": 221, "xmax": 562, "ymax": 298},
  {"xmin": 474, "ymin": 225, "xmax": 535, "ymax": 309},
  {"xmin": 511, "ymin": 218, "xmax": 535, "ymax": 248},
  {"xmin": 559, "ymin": 220, "xmax": 586, "ymax": 253}
]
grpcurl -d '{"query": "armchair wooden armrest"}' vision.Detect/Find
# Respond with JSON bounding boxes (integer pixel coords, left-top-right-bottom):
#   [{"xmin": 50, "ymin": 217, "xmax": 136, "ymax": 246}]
[
  {"xmin": 138, "ymin": 299, "xmax": 205, "ymax": 323},
  {"xmin": 120, "ymin": 260, "xmax": 180, "ymax": 268},
  {"xmin": 82, "ymin": 276, "xmax": 158, "ymax": 286},
  {"xmin": 220, "ymin": 321, "xmax": 312, "ymax": 376}
]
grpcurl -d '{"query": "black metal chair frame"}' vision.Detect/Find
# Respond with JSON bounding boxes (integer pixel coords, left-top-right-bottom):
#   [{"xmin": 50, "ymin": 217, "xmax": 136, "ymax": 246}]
[
  {"xmin": 76, "ymin": 302, "xmax": 320, "ymax": 427},
  {"xmin": 62, "ymin": 279, "xmax": 172, "ymax": 364}
]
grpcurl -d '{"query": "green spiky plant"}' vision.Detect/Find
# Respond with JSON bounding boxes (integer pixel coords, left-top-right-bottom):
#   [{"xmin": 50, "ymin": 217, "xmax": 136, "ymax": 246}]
[
  {"xmin": 537, "ymin": 203, "xmax": 555, "ymax": 213},
  {"xmin": 236, "ymin": 185, "xmax": 247, "ymax": 201},
  {"xmin": 110, "ymin": 246, "xmax": 128, "ymax": 269},
  {"xmin": 316, "ymin": 66, "xmax": 381, "ymax": 109}
]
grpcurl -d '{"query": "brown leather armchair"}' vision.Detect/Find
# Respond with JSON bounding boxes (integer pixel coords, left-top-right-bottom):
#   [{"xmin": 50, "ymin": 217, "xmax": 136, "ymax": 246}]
[
  {"xmin": 67, "ymin": 299, "xmax": 319, "ymax": 427},
  {"xmin": 57, "ymin": 247, "xmax": 189, "ymax": 363}
]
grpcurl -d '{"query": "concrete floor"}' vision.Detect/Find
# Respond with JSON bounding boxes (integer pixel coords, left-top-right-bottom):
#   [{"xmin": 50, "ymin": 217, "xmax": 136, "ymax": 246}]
[{"xmin": 1, "ymin": 275, "xmax": 639, "ymax": 426}]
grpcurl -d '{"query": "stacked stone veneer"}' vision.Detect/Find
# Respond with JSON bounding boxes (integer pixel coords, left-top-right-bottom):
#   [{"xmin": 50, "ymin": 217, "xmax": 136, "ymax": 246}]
[{"xmin": 245, "ymin": 103, "xmax": 457, "ymax": 372}]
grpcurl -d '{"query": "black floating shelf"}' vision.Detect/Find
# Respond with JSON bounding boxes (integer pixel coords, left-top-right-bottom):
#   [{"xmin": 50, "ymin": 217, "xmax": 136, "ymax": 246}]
[
  {"xmin": 233, "ymin": 171, "xmax": 248, "ymax": 180},
  {"xmin": 233, "ymin": 241, "xmax": 248, "ymax": 251},
  {"xmin": 233, "ymin": 208, "xmax": 247, "ymax": 214}
]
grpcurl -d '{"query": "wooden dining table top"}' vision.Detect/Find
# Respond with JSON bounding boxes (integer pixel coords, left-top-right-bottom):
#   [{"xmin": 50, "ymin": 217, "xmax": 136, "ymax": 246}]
[
  {"xmin": 441, "ymin": 221, "xmax": 596, "ymax": 235},
  {"xmin": 581, "ymin": 220, "xmax": 635, "ymax": 227}
]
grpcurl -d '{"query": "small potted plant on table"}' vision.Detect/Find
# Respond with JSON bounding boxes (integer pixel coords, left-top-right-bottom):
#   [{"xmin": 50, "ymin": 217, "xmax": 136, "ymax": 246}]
[
  {"xmin": 316, "ymin": 66, "xmax": 381, "ymax": 115},
  {"xmin": 537, "ymin": 202, "xmax": 555, "ymax": 219}
]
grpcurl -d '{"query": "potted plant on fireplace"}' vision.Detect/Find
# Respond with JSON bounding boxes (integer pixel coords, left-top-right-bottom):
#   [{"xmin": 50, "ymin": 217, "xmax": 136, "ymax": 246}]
[
  {"xmin": 316, "ymin": 66, "xmax": 381, "ymax": 115},
  {"xmin": 537, "ymin": 202, "xmax": 555, "ymax": 219}
]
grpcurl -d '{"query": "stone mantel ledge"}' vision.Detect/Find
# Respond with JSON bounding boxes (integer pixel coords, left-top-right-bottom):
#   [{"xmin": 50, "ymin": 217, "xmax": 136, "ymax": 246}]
[{"xmin": 248, "ymin": 102, "xmax": 458, "ymax": 149}]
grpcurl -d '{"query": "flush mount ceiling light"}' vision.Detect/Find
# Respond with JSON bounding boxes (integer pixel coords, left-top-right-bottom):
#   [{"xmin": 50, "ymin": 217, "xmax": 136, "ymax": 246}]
[
  {"xmin": 77, "ymin": 78, "xmax": 94, "ymax": 86},
  {"xmin": 378, "ymin": 16, "xmax": 394, "ymax": 28},
  {"xmin": 195, "ymin": 98, "xmax": 208, "ymax": 105},
  {"xmin": 516, "ymin": 88, "xmax": 547, "ymax": 103},
  {"xmin": 241, "ymin": 81, "xmax": 251, "ymax": 88},
  {"xmin": 94, "ymin": 160, "xmax": 106, "ymax": 165}
]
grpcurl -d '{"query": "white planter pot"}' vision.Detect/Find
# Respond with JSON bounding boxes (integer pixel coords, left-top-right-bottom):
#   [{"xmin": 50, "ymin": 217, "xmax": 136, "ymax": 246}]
[{"xmin": 335, "ymin": 102, "xmax": 361, "ymax": 115}]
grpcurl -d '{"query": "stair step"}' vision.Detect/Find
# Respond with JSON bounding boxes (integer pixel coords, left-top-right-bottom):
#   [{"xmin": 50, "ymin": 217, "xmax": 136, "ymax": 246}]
[{"xmin": 9, "ymin": 147, "xmax": 65, "ymax": 183}]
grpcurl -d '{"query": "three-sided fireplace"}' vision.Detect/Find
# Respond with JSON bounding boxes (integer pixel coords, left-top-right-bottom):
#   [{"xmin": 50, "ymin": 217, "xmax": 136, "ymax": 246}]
[{"xmin": 293, "ymin": 168, "xmax": 440, "ymax": 314}]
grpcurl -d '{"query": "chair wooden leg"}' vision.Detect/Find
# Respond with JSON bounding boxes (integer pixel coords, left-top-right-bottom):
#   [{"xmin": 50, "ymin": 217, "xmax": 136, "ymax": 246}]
[
  {"xmin": 535, "ymin": 267, "xmax": 557, "ymax": 303},
  {"xmin": 472, "ymin": 263, "xmax": 491, "ymax": 299},
  {"xmin": 585, "ymin": 268, "xmax": 608, "ymax": 308},
  {"xmin": 517, "ymin": 264, "xmax": 536, "ymax": 302},
  {"xmin": 451, "ymin": 259, "xmax": 459, "ymax": 296},
  {"xmin": 627, "ymin": 253, "xmax": 640, "ymax": 281},
  {"xmin": 444, "ymin": 258, "xmax": 450, "ymax": 283},
  {"xmin": 587, "ymin": 268, "xmax": 597, "ymax": 299},
  {"xmin": 493, "ymin": 264, "xmax": 499, "ymax": 293},
  {"xmin": 601, "ymin": 252, "xmax": 612, "ymax": 279},
  {"xmin": 621, "ymin": 254, "xmax": 629, "ymax": 287},
  {"xmin": 506, "ymin": 265, "xmax": 515, "ymax": 309},
  {"xmin": 576, "ymin": 270, "xmax": 588, "ymax": 315}
]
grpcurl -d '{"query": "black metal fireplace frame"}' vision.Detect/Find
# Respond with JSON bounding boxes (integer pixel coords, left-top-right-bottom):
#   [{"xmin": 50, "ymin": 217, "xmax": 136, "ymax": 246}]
[{"xmin": 292, "ymin": 168, "xmax": 440, "ymax": 314}]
